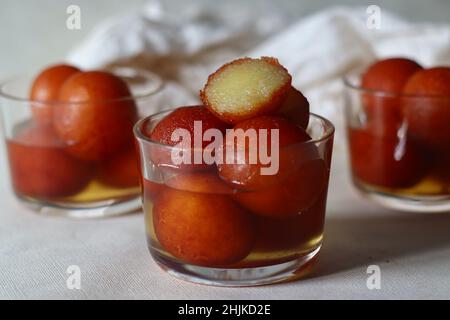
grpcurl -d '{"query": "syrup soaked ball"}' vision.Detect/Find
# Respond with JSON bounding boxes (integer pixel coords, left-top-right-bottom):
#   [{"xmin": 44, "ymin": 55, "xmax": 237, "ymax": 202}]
[
  {"xmin": 201, "ymin": 57, "xmax": 292, "ymax": 124},
  {"xmin": 361, "ymin": 58, "xmax": 422, "ymax": 137},
  {"xmin": 98, "ymin": 146, "xmax": 140, "ymax": 188},
  {"xmin": 54, "ymin": 71, "xmax": 138, "ymax": 161},
  {"xmin": 147, "ymin": 106, "xmax": 230, "ymax": 170},
  {"xmin": 166, "ymin": 172, "xmax": 233, "ymax": 194},
  {"xmin": 277, "ymin": 86, "xmax": 310, "ymax": 129},
  {"xmin": 254, "ymin": 188, "xmax": 327, "ymax": 251},
  {"xmin": 30, "ymin": 64, "xmax": 80, "ymax": 123},
  {"xmin": 217, "ymin": 116, "xmax": 311, "ymax": 190},
  {"xmin": 403, "ymin": 67, "xmax": 450, "ymax": 150},
  {"xmin": 349, "ymin": 127, "xmax": 427, "ymax": 188},
  {"xmin": 153, "ymin": 189, "xmax": 255, "ymax": 266},
  {"xmin": 234, "ymin": 158, "xmax": 327, "ymax": 217},
  {"xmin": 7, "ymin": 124, "xmax": 92, "ymax": 198},
  {"xmin": 362, "ymin": 58, "xmax": 422, "ymax": 93}
]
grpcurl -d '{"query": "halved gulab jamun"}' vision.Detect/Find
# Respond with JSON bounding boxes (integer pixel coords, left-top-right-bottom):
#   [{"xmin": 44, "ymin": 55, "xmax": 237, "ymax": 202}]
[{"xmin": 200, "ymin": 57, "xmax": 292, "ymax": 124}]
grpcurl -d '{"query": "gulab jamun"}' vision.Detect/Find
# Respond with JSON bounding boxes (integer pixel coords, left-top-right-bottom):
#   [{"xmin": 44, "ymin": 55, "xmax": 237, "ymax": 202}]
[
  {"xmin": 217, "ymin": 116, "xmax": 312, "ymax": 190},
  {"xmin": 153, "ymin": 188, "xmax": 255, "ymax": 266},
  {"xmin": 147, "ymin": 106, "xmax": 229, "ymax": 170},
  {"xmin": 200, "ymin": 57, "xmax": 292, "ymax": 124},
  {"xmin": 277, "ymin": 86, "xmax": 310, "ymax": 129},
  {"xmin": 361, "ymin": 58, "xmax": 422, "ymax": 137},
  {"xmin": 143, "ymin": 179, "xmax": 166, "ymax": 202},
  {"xmin": 234, "ymin": 158, "xmax": 327, "ymax": 217},
  {"xmin": 30, "ymin": 64, "xmax": 80, "ymax": 123},
  {"xmin": 430, "ymin": 152, "xmax": 450, "ymax": 191},
  {"xmin": 362, "ymin": 58, "xmax": 422, "ymax": 94},
  {"xmin": 98, "ymin": 146, "xmax": 140, "ymax": 188},
  {"xmin": 166, "ymin": 172, "xmax": 233, "ymax": 194},
  {"xmin": 54, "ymin": 71, "xmax": 138, "ymax": 161},
  {"xmin": 254, "ymin": 188, "xmax": 327, "ymax": 251},
  {"xmin": 7, "ymin": 123, "xmax": 92, "ymax": 198},
  {"xmin": 402, "ymin": 67, "xmax": 450, "ymax": 150},
  {"xmin": 349, "ymin": 127, "xmax": 427, "ymax": 188}
]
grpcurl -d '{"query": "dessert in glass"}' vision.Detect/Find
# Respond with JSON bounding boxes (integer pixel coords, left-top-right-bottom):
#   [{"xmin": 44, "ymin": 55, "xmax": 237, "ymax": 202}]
[
  {"xmin": 135, "ymin": 57, "xmax": 335, "ymax": 286},
  {"xmin": 0, "ymin": 64, "xmax": 162, "ymax": 218},
  {"xmin": 344, "ymin": 58, "xmax": 450, "ymax": 212}
]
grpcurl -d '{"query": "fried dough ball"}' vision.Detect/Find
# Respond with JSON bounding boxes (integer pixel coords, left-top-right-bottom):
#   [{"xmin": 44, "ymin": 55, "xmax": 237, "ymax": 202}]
[
  {"xmin": 98, "ymin": 146, "xmax": 140, "ymax": 188},
  {"xmin": 277, "ymin": 86, "xmax": 310, "ymax": 129},
  {"xmin": 200, "ymin": 57, "xmax": 292, "ymax": 124},
  {"xmin": 254, "ymin": 188, "xmax": 327, "ymax": 251},
  {"xmin": 147, "ymin": 105, "xmax": 230, "ymax": 170},
  {"xmin": 217, "ymin": 116, "xmax": 311, "ymax": 190},
  {"xmin": 234, "ymin": 158, "xmax": 327, "ymax": 217},
  {"xmin": 361, "ymin": 58, "xmax": 422, "ymax": 137},
  {"xmin": 54, "ymin": 71, "xmax": 138, "ymax": 161},
  {"xmin": 143, "ymin": 179, "xmax": 166, "ymax": 202},
  {"xmin": 362, "ymin": 58, "xmax": 422, "ymax": 94},
  {"xmin": 166, "ymin": 172, "xmax": 233, "ymax": 194},
  {"xmin": 7, "ymin": 123, "xmax": 92, "ymax": 198},
  {"xmin": 30, "ymin": 64, "xmax": 80, "ymax": 123},
  {"xmin": 349, "ymin": 127, "xmax": 427, "ymax": 188},
  {"xmin": 402, "ymin": 67, "xmax": 450, "ymax": 150},
  {"xmin": 153, "ymin": 189, "xmax": 255, "ymax": 266}
]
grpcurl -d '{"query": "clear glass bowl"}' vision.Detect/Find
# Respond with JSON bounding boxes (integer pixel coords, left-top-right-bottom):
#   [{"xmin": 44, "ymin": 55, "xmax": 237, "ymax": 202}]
[
  {"xmin": 0, "ymin": 67, "xmax": 163, "ymax": 218},
  {"xmin": 343, "ymin": 68, "xmax": 450, "ymax": 212},
  {"xmin": 134, "ymin": 108, "xmax": 335, "ymax": 286}
]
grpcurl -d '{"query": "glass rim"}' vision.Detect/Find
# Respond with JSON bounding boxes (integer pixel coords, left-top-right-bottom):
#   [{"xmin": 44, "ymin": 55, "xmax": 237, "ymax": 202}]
[
  {"xmin": 0, "ymin": 67, "xmax": 164, "ymax": 105},
  {"xmin": 343, "ymin": 67, "xmax": 450, "ymax": 99},
  {"xmin": 134, "ymin": 107, "xmax": 335, "ymax": 149}
]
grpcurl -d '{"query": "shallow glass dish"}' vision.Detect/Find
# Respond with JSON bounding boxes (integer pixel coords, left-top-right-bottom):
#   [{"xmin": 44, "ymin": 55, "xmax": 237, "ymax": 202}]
[
  {"xmin": 344, "ymin": 68, "xmax": 450, "ymax": 212},
  {"xmin": 134, "ymin": 109, "xmax": 335, "ymax": 286},
  {"xmin": 0, "ymin": 67, "xmax": 163, "ymax": 218}
]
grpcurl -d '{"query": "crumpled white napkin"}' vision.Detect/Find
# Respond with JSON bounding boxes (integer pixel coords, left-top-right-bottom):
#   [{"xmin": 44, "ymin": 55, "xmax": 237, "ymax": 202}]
[{"xmin": 68, "ymin": 2, "xmax": 450, "ymax": 146}]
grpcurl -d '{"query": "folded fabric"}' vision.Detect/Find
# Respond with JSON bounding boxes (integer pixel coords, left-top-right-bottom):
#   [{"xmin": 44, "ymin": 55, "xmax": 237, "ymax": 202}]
[{"xmin": 68, "ymin": 2, "xmax": 450, "ymax": 148}]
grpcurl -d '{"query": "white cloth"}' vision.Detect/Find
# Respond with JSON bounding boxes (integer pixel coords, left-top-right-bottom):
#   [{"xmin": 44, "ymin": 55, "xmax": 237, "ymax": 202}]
[
  {"xmin": 67, "ymin": 3, "xmax": 450, "ymax": 146},
  {"xmin": 1, "ymin": 3, "xmax": 450, "ymax": 299}
]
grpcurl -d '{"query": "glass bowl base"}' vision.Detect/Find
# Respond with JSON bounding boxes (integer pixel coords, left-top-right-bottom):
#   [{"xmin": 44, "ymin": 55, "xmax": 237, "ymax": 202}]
[
  {"xmin": 150, "ymin": 245, "xmax": 321, "ymax": 287},
  {"xmin": 16, "ymin": 194, "xmax": 142, "ymax": 218},
  {"xmin": 354, "ymin": 180, "xmax": 450, "ymax": 213}
]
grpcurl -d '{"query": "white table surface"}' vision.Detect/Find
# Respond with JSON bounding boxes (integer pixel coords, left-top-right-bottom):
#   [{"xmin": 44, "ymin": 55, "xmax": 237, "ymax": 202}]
[
  {"xmin": 1, "ymin": 0, "xmax": 450, "ymax": 300},
  {"xmin": 1, "ymin": 141, "xmax": 449, "ymax": 300}
]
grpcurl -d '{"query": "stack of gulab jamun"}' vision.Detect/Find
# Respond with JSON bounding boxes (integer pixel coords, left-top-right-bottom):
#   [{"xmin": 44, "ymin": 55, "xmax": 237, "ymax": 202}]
[
  {"xmin": 141, "ymin": 57, "xmax": 331, "ymax": 268},
  {"xmin": 348, "ymin": 57, "xmax": 450, "ymax": 194},
  {"xmin": 7, "ymin": 64, "xmax": 140, "ymax": 201}
]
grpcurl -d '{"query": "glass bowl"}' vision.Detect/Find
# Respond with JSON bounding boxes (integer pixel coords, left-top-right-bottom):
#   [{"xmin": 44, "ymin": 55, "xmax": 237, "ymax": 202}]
[
  {"xmin": 343, "ymin": 68, "xmax": 450, "ymax": 212},
  {"xmin": 134, "ymin": 108, "xmax": 335, "ymax": 286},
  {"xmin": 0, "ymin": 67, "xmax": 163, "ymax": 218}
]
